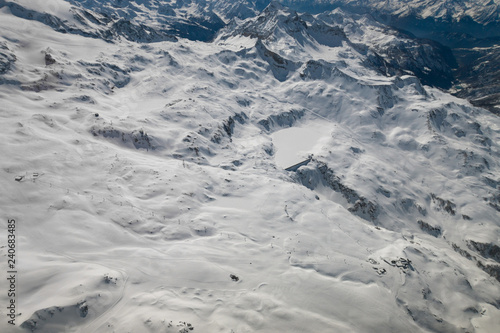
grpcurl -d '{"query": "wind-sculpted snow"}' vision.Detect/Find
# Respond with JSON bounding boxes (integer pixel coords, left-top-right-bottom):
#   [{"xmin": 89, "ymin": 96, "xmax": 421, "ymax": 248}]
[{"xmin": 1, "ymin": 1, "xmax": 500, "ymax": 333}]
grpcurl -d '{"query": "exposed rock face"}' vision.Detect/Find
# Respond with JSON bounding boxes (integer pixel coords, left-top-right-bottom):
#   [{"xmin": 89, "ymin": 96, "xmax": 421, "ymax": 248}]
[{"xmin": 295, "ymin": 160, "xmax": 380, "ymax": 222}]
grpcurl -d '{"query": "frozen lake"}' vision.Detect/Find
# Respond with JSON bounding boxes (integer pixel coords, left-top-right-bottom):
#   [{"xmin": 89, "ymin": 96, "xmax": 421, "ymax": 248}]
[{"xmin": 271, "ymin": 125, "xmax": 332, "ymax": 168}]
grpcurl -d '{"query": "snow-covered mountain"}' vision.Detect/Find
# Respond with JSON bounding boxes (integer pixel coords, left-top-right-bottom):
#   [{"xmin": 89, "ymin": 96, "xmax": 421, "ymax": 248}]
[
  {"xmin": 0, "ymin": 0, "xmax": 227, "ymax": 42},
  {"xmin": 5, "ymin": 0, "xmax": 498, "ymax": 113},
  {"xmin": 282, "ymin": 0, "xmax": 500, "ymax": 37},
  {"xmin": 279, "ymin": 0, "xmax": 500, "ymax": 113},
  {"xmin": 1, "ymin": 1, "xmax": 500, "ymax": 332},
  {"xmin": 218, "ymin": 3, "xmax": 457, "ymax": 88}
]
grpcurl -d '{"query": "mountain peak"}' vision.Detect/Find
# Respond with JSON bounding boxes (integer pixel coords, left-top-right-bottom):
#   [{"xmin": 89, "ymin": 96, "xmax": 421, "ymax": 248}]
[
  {"xmin": 216, "ymin": 0, "xmax": 305, "ymax": 42},
  {"xmin": 264, "ymin": 0, "xmax": 287, "ymax": 12}
]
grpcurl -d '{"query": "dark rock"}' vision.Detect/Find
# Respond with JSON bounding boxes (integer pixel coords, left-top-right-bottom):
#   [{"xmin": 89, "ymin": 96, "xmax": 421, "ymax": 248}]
[
  {"xmin": 417, "ymin": 220, "xmax": 442, "ymax": 237},
  {"xmin": 44, "ymin": 53, "xmax": 56, "ymax": 65}
]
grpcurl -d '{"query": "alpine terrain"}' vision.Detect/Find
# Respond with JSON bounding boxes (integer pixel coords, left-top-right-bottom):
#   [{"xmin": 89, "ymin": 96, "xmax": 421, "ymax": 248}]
[{"xmin": 1, "ymin": 1, "xmax": 500, "ymax": 332}]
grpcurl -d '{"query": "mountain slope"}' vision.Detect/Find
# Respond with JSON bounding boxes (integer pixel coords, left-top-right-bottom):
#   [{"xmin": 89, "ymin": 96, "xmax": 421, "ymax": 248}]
[
  {"xmin": 1, "ymin": 1, "xmax": 500, "ymax": 333},
  {"xmin": 279, "ymin": 0, "xmax": 500, "ymax": 113},
  {"xmin": 282, "ymin": 0, "xmax": 500, "ymax": 38}
]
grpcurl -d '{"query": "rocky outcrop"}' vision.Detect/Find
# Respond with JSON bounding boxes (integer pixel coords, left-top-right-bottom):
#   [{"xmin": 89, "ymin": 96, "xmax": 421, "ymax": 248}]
[
  {"xmin": 257, "ymin": 109, "xmax": 305, "ymax": 131},
  {"xmin": 295, "ymin": 160, "xmax": 380, "ymax": 222}
]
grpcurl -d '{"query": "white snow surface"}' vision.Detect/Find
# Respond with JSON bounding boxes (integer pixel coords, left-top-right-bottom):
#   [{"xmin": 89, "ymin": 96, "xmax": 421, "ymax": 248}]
[
  {"xmin": 1, "ymin": 1, "xmax": 500, "ymax": 333},
  {"xmin": 271, "ymin": 125, "xmax": 330, "ymax": 168}
]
